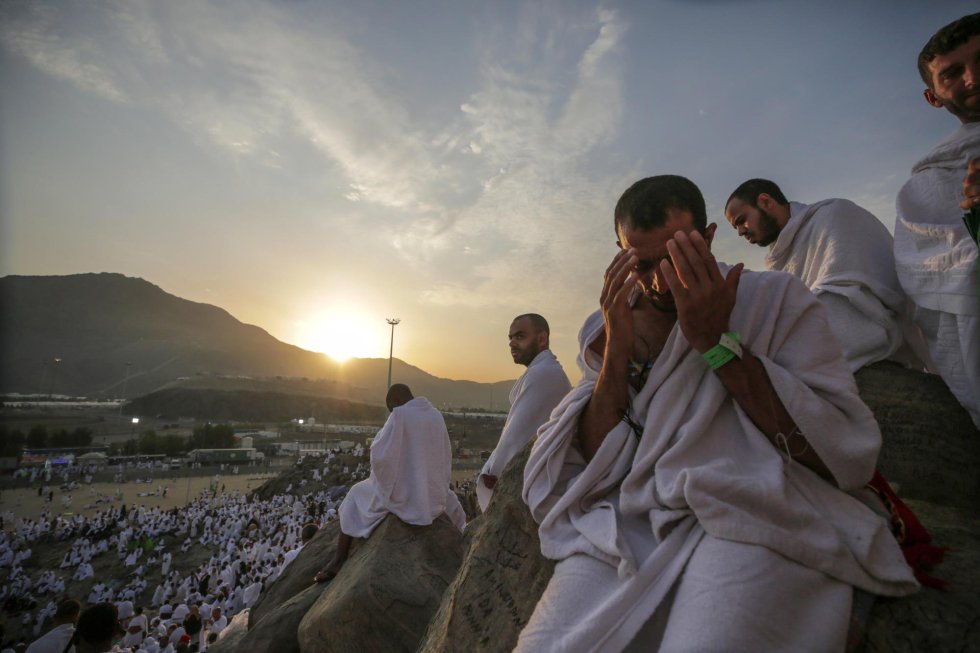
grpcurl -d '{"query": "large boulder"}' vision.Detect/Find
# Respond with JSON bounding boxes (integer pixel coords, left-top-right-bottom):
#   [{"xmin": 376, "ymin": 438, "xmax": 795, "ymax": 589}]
[
  {"xmin": 234, "ymin": 584, "xmax": 327, "ymax": 653},
  {"xmin": 861, "ymin": 500, "xmax": 980, "ymax": 652},
  {"xmin": 420, "ymin": 440, "xmax": 550, "ymax": 653},
  {"xmin": 297, "ymin": 513, "xmax": 465, "ymax": 653},
  {"xmin": 249, "ymin": 521, "xmax": 340, "ymax": 627},
  {"xmin": 855, "ymin": 362, "xmax": 979, "ymax": 512}
]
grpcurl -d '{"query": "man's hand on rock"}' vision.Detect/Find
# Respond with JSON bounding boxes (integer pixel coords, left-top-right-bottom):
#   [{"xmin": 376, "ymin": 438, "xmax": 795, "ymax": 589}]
[
  {"xmin": 480, "ymin": 474, "xmax": 497, "ymax": 490},
  {"xmin": 660, "ymin": 230, "xmax": 743, "ymax": 353}
]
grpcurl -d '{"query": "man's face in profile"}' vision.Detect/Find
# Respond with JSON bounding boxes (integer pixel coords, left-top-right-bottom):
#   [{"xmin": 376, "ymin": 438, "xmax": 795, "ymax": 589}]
[
  {"xmin": 508, "ymin": 317, "xmax": 544, "ymax": 366},
  {"xmin": 725, "ymin": 196, "xmax": 781, "ymax": 247}
]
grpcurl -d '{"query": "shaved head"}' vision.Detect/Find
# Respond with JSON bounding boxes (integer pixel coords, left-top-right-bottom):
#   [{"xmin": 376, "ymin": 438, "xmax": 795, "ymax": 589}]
[{"xmin": 385, "ymin": 383, "xmax": 414, "ymax": 411}]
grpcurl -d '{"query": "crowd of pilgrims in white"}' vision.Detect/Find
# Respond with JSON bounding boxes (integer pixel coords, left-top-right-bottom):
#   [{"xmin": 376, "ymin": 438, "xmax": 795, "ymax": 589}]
[{"xmin": 0, "ymin": 447, "xmax": 371, "ymax": 652}]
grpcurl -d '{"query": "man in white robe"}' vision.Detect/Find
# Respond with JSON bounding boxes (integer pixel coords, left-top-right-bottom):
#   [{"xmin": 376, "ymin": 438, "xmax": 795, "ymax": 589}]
[
  {"xmin": 725, "ymin": 179, "xmax": 927, "ymax": 371},
  {"xmin": 518, "ymin": 175, "xmax": 917, "ymax": 652},
  {"xmin": 895, "ymin": 12, "xmax": 980, "ymax": 428},
  {"xmin": 477, "ymin": 314, "xmax": 571, "ymax": 512},
  {"xmin": 208, "ymin": 606, "xmax": 227, "ymax": 636},
  {"xmin": 314, "ymin": 384, "xmax": 465, "ymax": 582},
  {"xmin": 25, "ymin": 599, "xmax": 79, "ymax": 653}
]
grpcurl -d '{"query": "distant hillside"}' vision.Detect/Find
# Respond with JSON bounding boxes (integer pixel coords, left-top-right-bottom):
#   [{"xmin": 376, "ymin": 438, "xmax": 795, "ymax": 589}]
[
  {"xmin": 126, "ymin": 388, "xmax": 388, "ymax": 423},
  {"xmin": 0, "ymin": 273, "xmax": 514, "ymax": 410}
]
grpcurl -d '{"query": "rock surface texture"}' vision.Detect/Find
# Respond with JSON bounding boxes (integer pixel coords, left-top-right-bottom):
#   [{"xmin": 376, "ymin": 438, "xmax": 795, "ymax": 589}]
[
  {"xmin": 855, "ymin": 362, "xmax": 979, "ymax": 513},
  {"xmin": 249, "ymin": 521, "xmax": 340, "ymax": 627},
  {"xmin": 420, "ymin": 440, "xmax": 549, "ymax": 653},
  {"xmin": 297, "ymin": 513, "xmax": 464, "ymax": 653}
]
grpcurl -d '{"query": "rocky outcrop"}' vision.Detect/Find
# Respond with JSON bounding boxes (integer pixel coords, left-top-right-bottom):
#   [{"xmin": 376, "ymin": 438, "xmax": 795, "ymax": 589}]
[
  {"xmin": 249, "ymin": 521, "xmax": 340, "ymax": 628},
  {"xmin": 229, "ymin": 584, "xmax": 327, "ymax": 653},
  {"xmin": 855, "ymin": 362, "xmax": 980, "ymax": 512},
  {"xmin": 860, "ymin": 500, "xmax": 980, "ymax": 652},
  {"xmin": 297, "ymin": 513, "xmax": 465, "ymax": 653},
  {"xmin": 420, "ymin": 441, "xmax": 549, "ymax": 653},
  {"xmin": 249, "ymin": 453, "xmax": 360, "ymax": 502}
]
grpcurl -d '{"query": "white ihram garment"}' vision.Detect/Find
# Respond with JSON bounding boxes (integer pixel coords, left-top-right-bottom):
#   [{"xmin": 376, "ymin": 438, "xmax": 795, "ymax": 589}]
[
  {"xmin": 340, "ymin": 397, "xmax": 465, "ymax": 538},
  {"xmin": 767, "ymin": 199, "xmax": 928, "ymax": 372},
  {"xmin": 477, "ymin": 349, "xmax": 571, "ymax": 512},
  {"xmin": 895, "ymin": 121, "xmax": 980, "ymax": 428},
  {"xmin": 518, "ymin": 268, "xmax": 918, "ymax": 653}
]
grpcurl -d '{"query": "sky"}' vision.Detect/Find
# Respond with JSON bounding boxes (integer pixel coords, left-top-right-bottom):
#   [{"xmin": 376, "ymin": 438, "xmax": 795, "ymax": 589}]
[{"xmin": 0, "ymin": 0, "xmax": 975, "ymax": 384}]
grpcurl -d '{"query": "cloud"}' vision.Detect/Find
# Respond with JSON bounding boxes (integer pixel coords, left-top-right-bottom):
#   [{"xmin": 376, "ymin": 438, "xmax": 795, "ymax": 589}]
[
  {"xmin": 0, "ymin": 2, "xmax": 129, "ymax": 102},
  {"xmin": 400, "ymin": 6, "xmax": 631, "ymax": 307},
  {"xmin": 1, "ymin": 1, "xmax": 633, "ymax": 317}
]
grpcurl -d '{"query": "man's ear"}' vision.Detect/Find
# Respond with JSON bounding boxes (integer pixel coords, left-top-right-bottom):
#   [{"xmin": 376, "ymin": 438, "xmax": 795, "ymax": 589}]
[
  {"xmin": 615, "ymin": 239, "xmax": 623, "ymax": 249},
  {"xmin": 756, "ymin": 193, "xmax": 773, "ymax": 211},
  {"xmin": 704, "ymin": 223, "xmax": 717, "ymax": 247},
  {"xmin": 924, "ymin": 88, "xmax": 944, "ymax": 108}
]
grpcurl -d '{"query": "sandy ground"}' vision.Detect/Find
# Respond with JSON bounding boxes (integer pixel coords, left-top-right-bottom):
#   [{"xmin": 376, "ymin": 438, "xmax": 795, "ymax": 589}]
[
  {"xmin": 0, "ymin": 472, "xmax": 278, "ymax": 523},
  {"xmin": 1, "ymin": 466, "xmax": 479, "ymax": 523}
]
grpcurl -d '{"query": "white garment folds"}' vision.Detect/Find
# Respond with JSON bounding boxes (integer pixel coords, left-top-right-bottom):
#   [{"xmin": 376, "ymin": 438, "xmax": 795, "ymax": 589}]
[
  {"xmin": 520, "ymin": 269, "xmax": 917, "ymax": 652},
  {"xmin": 477, "ymin": 349, "xmax": 571, "ymax": 512},
  {"xmin": 895, "ymin": 122, "xmax": 980, "ymax": 427},
  {"xmin": 340, "ymin": 396, "xmax": 465, "ymax": 538},
  {"xmin": 767, "ymin": 199, "xmax": 923, "ymax": 371}
]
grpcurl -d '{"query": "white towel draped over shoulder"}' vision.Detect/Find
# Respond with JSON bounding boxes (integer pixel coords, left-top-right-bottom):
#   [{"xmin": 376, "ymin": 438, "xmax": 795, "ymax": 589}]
[
  {"xmin": 895, "ymin": 122, "xmax": 980, "ymax": 427},
  {"xmin": 340, "ymin": 396, "xmax": 465, "ymax": 538},
  {"xmin": 477, "ymin": 350, "xmax": 571, "ymax": 512},
  {"xmin": 522, "ymin": 268, "xmax": 917, "ymax": 651},
  {"xmin": 767, "ymin": 199, "xmax": 923, "ymax": 371}
]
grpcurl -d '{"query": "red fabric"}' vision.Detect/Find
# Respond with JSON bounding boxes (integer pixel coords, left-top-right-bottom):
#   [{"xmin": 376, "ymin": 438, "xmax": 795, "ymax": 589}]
[{"xmin": 866, "ymin": 470, "xmax": 949, "ymax": 590}]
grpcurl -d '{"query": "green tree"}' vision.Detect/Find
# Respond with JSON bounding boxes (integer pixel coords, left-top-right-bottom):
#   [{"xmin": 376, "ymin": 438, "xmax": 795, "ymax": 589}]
[
  {"xmin": 49, "ymin": 428, "xmax": 71, "ymax": 447},
  {"xmin": 189, "ymin": 424, "xmax": 235, "ymax": 450},
  {"xmin": 0, "ymin": 427, "xmax": 25, "ymax": 458},
  {"xmin": 26, "ymin": 425, "xmax": 48, "ymax": 449},
  {"xmin": 138, "ymin": 430, "xmax": 159, "ymax": 455},
  {"xmin": 70, "ymin": 427, "xmax": 94, "ymax": 447},
  {"xmin": 159, "ymin": 434, "xmax": 186, "ymax": 457}
]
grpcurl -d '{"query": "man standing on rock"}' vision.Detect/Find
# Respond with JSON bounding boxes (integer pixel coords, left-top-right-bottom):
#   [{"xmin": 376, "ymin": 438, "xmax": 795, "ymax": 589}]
[
  {"xmin": 518, "ymin": 175, "xmax": 917, "ymax": 651},
  {"xmin": 895, "ymin": 12, "xmax": 980, "ymax": 428},
  {"xmin": 476, "ymin": 314, "xmax": 571, "ymax": 512},
  {"xmin": 314, "ymin": 384, "xmax": 466, "ymax": 583}
]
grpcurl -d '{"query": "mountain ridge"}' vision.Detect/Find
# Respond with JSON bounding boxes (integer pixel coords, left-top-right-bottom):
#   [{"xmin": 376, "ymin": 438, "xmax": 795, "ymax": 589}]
[{"xmin": 0, "ymin": 273, "xmax": 514, "ymax": 409}]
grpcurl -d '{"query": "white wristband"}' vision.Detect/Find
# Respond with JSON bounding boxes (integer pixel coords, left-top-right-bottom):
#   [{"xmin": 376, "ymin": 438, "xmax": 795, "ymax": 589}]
[{"xmin": 718, "ymin": 332, "xmax": 743, "ymax": 359}]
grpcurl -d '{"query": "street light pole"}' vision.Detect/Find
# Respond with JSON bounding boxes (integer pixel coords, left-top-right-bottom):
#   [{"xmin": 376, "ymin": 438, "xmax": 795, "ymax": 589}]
[
  {"xmin": 386, "ymin": 318, "xmax": 401, "ymax": 390},
  {"xmin": 118, "ymin": 361, "xmax": 133, "ymax": 425},
  {"xmin": 49, "ymin": 358, "xmax": 62, "ymax": 399}
]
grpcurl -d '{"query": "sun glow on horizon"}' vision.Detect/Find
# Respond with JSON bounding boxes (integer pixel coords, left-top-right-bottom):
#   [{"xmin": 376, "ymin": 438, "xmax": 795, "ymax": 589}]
[{"xmin": 293, "ymin": 311, "xmax": 387, "ymax": 363}]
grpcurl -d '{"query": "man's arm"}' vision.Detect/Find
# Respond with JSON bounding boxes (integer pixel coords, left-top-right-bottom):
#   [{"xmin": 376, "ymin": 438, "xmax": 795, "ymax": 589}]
[
  {"xmin": 709, "ymin": 348, "xmax": 833, "ymax": 481},
  {"xmin": 578, "ymin": 248, "xmax": 637, "ymax": 461},
  {"xmin": 662, "ymin": 231, "xmax": 834, "ymax": 483}
]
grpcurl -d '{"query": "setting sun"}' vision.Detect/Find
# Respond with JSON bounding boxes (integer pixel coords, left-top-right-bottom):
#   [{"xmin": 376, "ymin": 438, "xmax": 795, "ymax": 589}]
[{"xmin": 294, "ymin": 311, "xmax": 386, "ymax": 363}]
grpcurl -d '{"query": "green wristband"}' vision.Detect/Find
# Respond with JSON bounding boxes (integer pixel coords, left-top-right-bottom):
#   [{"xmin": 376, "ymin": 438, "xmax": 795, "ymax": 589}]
[
  {"xmin": 702, "ymin": 331, "xmax": 742, "ymax": 370},
  {"xmin": 702, "ymin": 345, "xmax": 736, "ymax": 370}
]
